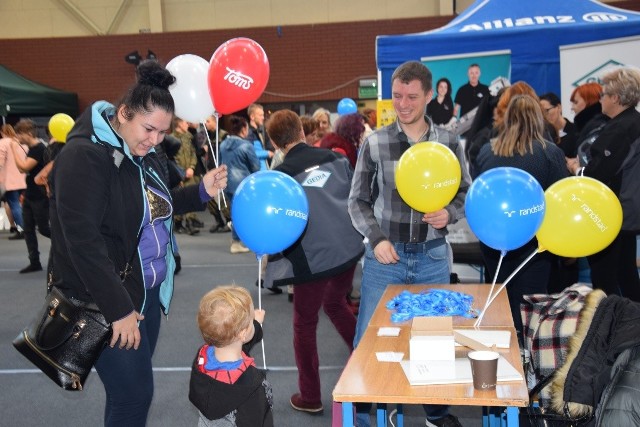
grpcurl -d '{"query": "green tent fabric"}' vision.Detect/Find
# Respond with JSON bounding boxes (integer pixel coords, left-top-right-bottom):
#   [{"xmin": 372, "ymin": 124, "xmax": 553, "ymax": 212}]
[{"xmin": 0, "ymin": 65, "xmax": 78, "ymax": 117}]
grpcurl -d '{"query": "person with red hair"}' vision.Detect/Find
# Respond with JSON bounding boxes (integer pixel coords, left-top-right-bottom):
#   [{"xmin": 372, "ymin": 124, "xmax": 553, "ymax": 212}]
[
  {"xmin": 570, "ymin": 82, "xmax": 602, "ymax": 123},
  {"xmin": 317, "ymin": 113, "xmax": 365, "ymax": 168},
  {"xmin": 570, "ymin": 82, "xmax": 609, "ymax": 166}
]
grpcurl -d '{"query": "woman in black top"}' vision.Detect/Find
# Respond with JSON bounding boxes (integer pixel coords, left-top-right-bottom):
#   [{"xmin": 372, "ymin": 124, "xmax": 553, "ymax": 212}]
[{"xmin": 427, "ymin": 77, "xmax": 454, "ymax": 126}]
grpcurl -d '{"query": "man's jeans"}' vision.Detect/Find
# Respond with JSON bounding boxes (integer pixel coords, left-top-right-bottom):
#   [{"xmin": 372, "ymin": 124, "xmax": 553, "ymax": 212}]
[{"xmin": 354, "ymin": 239, "xmax": 450, "ymax": 426}]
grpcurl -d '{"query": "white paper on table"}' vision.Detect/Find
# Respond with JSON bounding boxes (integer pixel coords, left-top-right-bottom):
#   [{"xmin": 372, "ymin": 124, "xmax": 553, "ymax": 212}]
[
  {"xmin": 399, "ymin": 356, "xmax": 522, "ymax": 385},
  {"xmin": 376, "ymin": 352, "xmax": 404, "ymax": 362},
  {"xmin": 453, "ymin": 329, "xmax": 511, "ymax": 349},
  {"xmin": 377, "ymin": 327, "xmax": 401, "ymax": 337}
]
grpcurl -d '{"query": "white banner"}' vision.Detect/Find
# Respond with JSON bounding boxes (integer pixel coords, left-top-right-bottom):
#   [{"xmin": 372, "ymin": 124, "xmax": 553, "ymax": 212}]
[{"xmin": 560, "ymin": 35, "xmax": 640, "ymax": 119}]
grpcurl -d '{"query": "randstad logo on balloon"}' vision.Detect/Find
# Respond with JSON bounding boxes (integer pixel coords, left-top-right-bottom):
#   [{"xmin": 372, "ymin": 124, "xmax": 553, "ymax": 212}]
[
  {"xmin": 572, "ymin": 194, "xmax": 608, "ymax": 232},
  {"xmin": 421, "ymin": 178, "xmax": 458, "ymax": 189},
  {"xmin": 286, "ymin": 209, "xmax": 308, "ymax": 220},
  {"xmin": 503, "ymin": 203, "xmax": 544, "ymax": 218},
  {"xmin": 224, "ymin": 67, "xmax": 254, "ymax": 90},
  {"xmin": 267, "ymin": 207, "xmax": 308, "ymax": 220}
]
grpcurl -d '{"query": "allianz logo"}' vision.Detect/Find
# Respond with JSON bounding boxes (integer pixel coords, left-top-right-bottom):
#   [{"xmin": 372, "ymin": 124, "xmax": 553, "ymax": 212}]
[
  {"xmin": 267, "ymin": 207, "xmax": 308, "ymax": 221},
  {"xmin": 224, "ymin": 67, "xmax": 254, "ymax": 90},
  {"xmin": 503, "ymin": 203, "xmax": 544, "ymax": 218},
  {"xmin": 459, "ymin": 12, "xmax": 626, "ymax": 31}
]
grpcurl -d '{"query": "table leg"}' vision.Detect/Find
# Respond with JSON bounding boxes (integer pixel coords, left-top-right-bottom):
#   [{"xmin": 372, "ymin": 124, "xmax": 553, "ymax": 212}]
[
  {"xmin": 483, "ymin": 406, "xmax": 505, "ymax": 427},
  {"xmin": 505, "ymin": 406, "xmax": 519, "ymax": 426},
  {"xmin": 376, "ymin": 403, "xmax": 388, "ymax": 426},
  {"xmin": 342, "ymin": 402, "xmax": 353, "ymax": 427}
]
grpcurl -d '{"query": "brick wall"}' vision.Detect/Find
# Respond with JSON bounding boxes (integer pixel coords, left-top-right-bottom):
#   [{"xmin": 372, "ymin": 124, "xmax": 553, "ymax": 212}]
[{"xmin": 0, "ymin": 17, "xmax": 448, "ymax": 114}]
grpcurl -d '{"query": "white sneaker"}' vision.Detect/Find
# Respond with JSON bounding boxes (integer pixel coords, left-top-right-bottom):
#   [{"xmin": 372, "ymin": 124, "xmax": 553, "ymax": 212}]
[{"xmin": 230, "ymin": 240, "xmax": 250, "ymax": 254}]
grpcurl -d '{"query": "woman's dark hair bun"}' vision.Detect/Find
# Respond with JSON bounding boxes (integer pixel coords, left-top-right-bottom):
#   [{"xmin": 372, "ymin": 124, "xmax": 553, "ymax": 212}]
[{"xmin": 136, "ymin": 60, "xmax": 176, "ymax": 91}]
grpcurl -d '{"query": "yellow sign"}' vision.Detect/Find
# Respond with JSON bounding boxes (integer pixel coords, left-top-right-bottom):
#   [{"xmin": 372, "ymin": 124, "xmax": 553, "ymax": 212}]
[{"xmin": 377, "ymin": 99, "xmax": 396, "ymax": 128}]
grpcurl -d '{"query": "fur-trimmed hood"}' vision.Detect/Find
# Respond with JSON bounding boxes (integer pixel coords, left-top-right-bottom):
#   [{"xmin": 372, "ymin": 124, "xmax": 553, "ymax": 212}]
[{"xmin": 550, "ymin": 290, "xmax": 640, "ymax": 418}]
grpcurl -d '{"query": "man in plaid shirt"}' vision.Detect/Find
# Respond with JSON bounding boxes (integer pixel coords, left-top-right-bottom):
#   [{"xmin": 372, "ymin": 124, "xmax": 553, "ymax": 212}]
[{"xmin": 348, "ymin": 61, "xmax": 471, "ymax": 427}]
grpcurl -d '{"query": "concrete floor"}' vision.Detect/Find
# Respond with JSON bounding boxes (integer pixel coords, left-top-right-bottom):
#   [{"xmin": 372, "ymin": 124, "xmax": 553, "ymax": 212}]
[{"xmin": 0, "ymin": 212, "xmax": 487, "ymax": 426}]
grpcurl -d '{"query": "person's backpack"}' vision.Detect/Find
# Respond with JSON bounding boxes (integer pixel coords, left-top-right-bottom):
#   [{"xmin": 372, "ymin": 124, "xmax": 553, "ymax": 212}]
[{"xmin": 618, "ymin": 135, "xmax": 640, "ymax": 231}]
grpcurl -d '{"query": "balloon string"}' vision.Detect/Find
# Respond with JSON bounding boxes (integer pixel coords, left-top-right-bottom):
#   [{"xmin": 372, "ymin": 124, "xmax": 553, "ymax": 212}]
[
  {"xmin": 202, "ymin": 118, "xmax": 227, "ymax": 209},
  {"xmin": 474, "ymin": 251, "xmax": 504, "ymax": 328},
  {"xmin": 257, "ymin": 256, "xmax": 266, "ymax": 370},
  {"xmin": 474, "ymin": 248, "xmax": 539, "ymax": 328}
]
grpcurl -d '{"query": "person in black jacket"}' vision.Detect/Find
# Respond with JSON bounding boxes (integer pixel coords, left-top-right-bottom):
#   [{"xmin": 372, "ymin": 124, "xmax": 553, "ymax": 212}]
[
  {"xmin": 189, "ymin": 285, "xmax": 272, "ymax": 427},
  {"xmin": 265, "ymin": 109, "xmax": 364, "ymax": 415},
  {"xmin": 567, "ymin": 67, "xmax": 640, "ymax": 302},
  {"xmin": 48, "ymin": 60, "xmax": 227, "ymax": 427}
]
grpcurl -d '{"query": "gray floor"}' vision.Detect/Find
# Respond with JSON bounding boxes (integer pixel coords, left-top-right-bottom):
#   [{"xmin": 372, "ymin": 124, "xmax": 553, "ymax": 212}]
[{"xmin": 0, "ymin": 212, "xmax": 485, "ymax": 426}]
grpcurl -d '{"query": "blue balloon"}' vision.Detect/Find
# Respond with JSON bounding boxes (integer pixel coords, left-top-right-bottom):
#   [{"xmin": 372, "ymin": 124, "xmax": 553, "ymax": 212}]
[
  {"xmin": 465, "ymin": 167, "xmax": 545, "ymax": 253},
  {"xmin": 231, "ymin": 170, "xmax": 309, "ymax": 256},
  {"xmin": 337, "ymin": 98, "xmax": 357, "ymax": 115}
]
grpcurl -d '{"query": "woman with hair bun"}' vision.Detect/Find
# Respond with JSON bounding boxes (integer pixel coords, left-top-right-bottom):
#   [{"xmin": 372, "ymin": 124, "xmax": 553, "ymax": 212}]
[{"xmin": 48, "ymin": 60, "xmax": 227, "ymax": 426}]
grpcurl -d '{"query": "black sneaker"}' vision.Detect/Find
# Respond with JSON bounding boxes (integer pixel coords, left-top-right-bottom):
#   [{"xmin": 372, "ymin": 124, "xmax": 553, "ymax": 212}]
[
  {"xmin": 216, "ymin": 224, "xmax": 231, "ymax": 233},
  {"xmin": 255, "ymin": 279, "xmax": 283, "ymax": 294},
  {"xmin": 8, "ymin": 231, "xmax": 25, "ymax": 240},
  {"xmin": 20, "ymin": 263, "xmax": 43, "ymax": 274},
  {"xmin": 426, "ymin": 414, "xmax": 463, "ymax": 427}
]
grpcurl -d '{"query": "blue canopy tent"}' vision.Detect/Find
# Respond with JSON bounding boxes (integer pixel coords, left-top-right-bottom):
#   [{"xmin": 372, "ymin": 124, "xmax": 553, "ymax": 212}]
[{"xmin": 376, "ymin": 0, "xmax": 640, "ymax": 98}]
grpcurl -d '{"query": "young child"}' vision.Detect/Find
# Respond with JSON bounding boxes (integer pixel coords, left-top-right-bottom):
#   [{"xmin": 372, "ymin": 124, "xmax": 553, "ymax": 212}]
[{"xmin": 189, "ymin": 285, "xmax": 273, "ymax": 426}]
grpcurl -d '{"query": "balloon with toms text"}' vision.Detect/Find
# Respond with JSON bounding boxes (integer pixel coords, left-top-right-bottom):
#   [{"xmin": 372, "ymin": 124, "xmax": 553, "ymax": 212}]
[
  {"xmin": 536, "ymin": 176, "xmax": 622, "ymax": 257},
  {"xmin": 231, "ymin": 170, "xmax": 309, "ymax": 256},
  {"xmin": 337, "ymin": 98, "xmax": 357, "ymax": 115},
  {"xmin": 48, "ymin": 113, "xmax": 74, "ymax": 143},
  {"xmin": 395, "ymin": 141, "xmax": 461, "ymax": 213},
  {"xmin": 208, "ymin": 38, "xmax": 270, "ymax": 114},
  {"xmin": 166, "ymin": 54, "xmax": 215, "ymax": 123},
  {"xmin": 466, "ymin": 167, "xmax": 545, "ymax": 253}
]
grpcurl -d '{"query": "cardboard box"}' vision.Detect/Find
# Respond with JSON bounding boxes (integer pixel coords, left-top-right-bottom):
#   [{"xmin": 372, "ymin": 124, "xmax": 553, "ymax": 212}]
[{"xmin": 409, "ymin": 316, "xmax": 455, "ymax": 361}]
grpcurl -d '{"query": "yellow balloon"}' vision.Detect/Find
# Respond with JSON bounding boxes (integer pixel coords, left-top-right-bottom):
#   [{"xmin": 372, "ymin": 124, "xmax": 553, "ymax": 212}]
[
  {"xmin": 536, "ymin": 176, "xmax": 622, "ymax": 257},
  {"xmin": 395, "ymin": 141, "xmax": 461, "ymax": 213},
  {"xmin": 48, "ymin": 113, "xmax": 75, "ymax": 143}
]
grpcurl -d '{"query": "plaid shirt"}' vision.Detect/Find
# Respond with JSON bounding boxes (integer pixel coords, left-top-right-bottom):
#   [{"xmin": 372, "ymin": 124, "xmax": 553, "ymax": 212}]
[
  {"xmin": 348, "ymin": 116, "xmax": 470, "ymax": 249},
  {"xmin": 521, "ymin": 283, "xmax": 592, "ymax": 403}
]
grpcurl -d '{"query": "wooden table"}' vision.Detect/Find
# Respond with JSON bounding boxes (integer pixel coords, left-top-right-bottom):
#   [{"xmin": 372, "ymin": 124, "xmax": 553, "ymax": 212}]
[{"xmin": 333, "ymin": 284, "xmax": 529, "ymax": 426}]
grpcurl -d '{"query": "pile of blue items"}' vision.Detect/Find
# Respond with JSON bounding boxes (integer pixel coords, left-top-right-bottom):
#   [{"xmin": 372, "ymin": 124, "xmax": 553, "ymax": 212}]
[{"xmin": 386, "ymin": 289, "xmax": 479, "ymax": 323}]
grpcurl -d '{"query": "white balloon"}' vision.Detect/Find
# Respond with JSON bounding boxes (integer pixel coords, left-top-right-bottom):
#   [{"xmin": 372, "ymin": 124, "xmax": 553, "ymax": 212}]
[{"xmin": 166, "ymin": 54, "xmax": 215, "ymax": 123}]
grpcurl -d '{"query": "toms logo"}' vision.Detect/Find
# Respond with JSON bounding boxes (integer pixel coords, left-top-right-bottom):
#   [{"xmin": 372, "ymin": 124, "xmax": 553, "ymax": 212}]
[
  {"xmin": 303, "ymin": 170, "xmax": 331, "ymax": 188},
  {"xmin": 224, "ymin": 67, "xmax": 254, "ymax": 90},
  {"xmin": 583, "ymin": 12, "xmax": 627, "ymax": 23}
]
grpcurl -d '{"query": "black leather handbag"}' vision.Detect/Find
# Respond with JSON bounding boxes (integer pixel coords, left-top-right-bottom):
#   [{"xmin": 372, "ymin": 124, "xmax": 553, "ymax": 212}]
[{"xmin": 12, "ymin": 287, "xmax": 112, "ymax": 391}]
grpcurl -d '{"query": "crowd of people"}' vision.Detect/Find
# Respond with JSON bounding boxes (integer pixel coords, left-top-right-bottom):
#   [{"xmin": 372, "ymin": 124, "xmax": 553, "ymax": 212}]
[{"xmin": 3, "ymin": 57, "xmax": 640, "ymax": 427}]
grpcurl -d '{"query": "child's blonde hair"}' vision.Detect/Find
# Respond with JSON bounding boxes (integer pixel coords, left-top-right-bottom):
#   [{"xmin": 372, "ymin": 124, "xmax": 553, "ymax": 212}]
[{"xmin": 197, "ymin": 285, "xmax": 253, "ymax": 348}]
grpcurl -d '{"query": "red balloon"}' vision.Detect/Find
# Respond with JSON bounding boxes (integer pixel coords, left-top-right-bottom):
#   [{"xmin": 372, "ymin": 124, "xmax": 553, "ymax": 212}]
[{"xmin": 208, "ymin": 38, "xmax": 270, "ymax": 114}]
